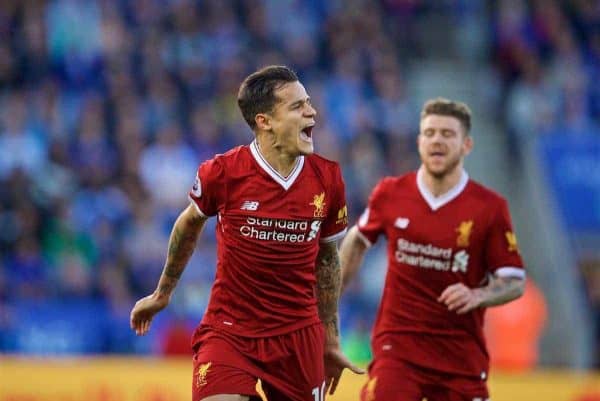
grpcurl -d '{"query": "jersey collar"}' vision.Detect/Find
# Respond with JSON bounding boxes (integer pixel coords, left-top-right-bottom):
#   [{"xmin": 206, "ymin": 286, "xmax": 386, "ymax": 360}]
[
  {"xmin": 249, "ymin": 140, "xmax": 304, "ymax": 191},
  {"xmin": 416, "ymin": 167, "xmax": 469, "ymax": 211}
]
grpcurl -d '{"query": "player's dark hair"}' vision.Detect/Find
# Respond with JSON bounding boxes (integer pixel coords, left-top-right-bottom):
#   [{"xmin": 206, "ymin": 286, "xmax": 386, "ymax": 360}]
[
  {"xmin": 237, "ymin": 65, "xmax": 299, "ymax": 129},
  {"xmin": 420, "ymin": 97, "xmax": 472, "ymax": 134}
]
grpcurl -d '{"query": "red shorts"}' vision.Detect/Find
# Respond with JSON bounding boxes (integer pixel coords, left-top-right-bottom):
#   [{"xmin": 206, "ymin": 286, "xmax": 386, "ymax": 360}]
[
  {"xmin": 360, "ymin": 359, "xmax": 489, "ymax": 401},
  {"xmin": 192, "ymin": 323, "xmax": 326, "ymax": 401}
]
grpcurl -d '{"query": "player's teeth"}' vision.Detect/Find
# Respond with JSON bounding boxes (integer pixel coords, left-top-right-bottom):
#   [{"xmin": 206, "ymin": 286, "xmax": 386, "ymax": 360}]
[{"xmin": 300, "ymin": 132, "xmax": 312, "ymax": 141}]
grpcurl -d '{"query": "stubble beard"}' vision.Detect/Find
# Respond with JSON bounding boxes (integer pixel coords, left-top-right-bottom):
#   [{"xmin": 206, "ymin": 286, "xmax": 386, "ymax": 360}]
[{"xmin": 424, "ymin": 153, "xmax": 462, "ymax": 180}]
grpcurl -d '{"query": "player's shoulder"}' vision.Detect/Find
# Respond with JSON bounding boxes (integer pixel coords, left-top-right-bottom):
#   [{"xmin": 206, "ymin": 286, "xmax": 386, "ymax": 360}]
[
  {"xmin": 202, "ymin": 144, "xmax": 252, "ymax": 172},
  {"xmin": 210, "ymin": 144, "xmax": 249, "ymax": 164},
  {"xmin": 365, "ymin": 172, "xmax": 416, "ymax": 205},
  {"xmin": 197, "ymin": 145, "xmax": 252, "ymax": 183},
  {"xmin": 466, "ymin": 179, "xmax": 508, "ymax": 206},
  {"xmin": 376, "ymin": 171, "xmax": 417, "ymax": 192},
  {"xmin": 304, "ymin": 153, "xmax": 343, "ymax": 181},
  {"xmin": 305, "ymin": 152, "xmax": 341, "ymax": 170}
]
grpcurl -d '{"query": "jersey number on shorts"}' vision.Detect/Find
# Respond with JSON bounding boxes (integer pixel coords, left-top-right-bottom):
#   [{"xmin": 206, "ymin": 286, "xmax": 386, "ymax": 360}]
[{"xmin": 311, "ymin": 380, "xmax": 326, "ymax": 401}]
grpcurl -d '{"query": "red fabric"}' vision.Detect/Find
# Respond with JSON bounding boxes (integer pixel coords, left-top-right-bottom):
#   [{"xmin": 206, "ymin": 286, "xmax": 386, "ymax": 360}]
[
  {"xmin": 191, "ymin": 359, "xmax": 259, "ymax": 401},
  {"xmin": 361, "ymin": 358, "xmax": 489, "ymax": 401},
  {"xmin": 192, "ymin": 324, "xmax": 325, "ymax": 401},
  {"xmin": 357, "ymin": 172, "xmax": 524, "ymax": 378},
  {"xmin": 188, "ymin": 143, "xmax": 347, "ymax": 338}
]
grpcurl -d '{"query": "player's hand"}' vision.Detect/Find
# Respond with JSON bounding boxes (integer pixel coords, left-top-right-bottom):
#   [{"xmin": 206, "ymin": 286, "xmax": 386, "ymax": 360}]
[
  {"xmin": 438, "ymin": 283, "xmax": 484, "ymax": 314},
  {"xmin": 130, "ymin": 292, "xmax": 169, "ymax": 336},
  {"xmin": 323, "ymin": 344, "xmax": 365, "ymax": 395}
]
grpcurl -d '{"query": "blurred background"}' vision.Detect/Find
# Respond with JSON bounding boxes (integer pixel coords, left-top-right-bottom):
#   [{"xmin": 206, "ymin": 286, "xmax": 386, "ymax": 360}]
[{"xmin": 0, "ymin": 0, "xmax": 599, "ymax": 400}]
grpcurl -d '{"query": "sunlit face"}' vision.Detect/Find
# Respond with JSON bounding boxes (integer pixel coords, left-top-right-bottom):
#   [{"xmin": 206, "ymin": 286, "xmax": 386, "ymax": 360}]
[
  {"xmin": 259, "ymin": 81, "xmax": 316, "ymax": 157},
  {"xmin": 418, "ymin": 114, "xmax": 472, "ymax": 178}
]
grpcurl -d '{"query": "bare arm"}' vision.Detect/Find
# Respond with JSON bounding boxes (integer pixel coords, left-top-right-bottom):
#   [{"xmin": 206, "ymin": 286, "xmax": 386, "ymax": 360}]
[
  {"xmin": 476, "ymin": 275, "xmax": 526, "ymax": 307},
  {"xmin": 339, "ymin": 226, "xmax": 369, "ymax": 292},
  {"xmin": 155, "ymin": 203, "xmax": 208, "ymax": 300},
  {"xmin": 315, "ymin": 240, "xmax": 342, "ymax": 346},
  {"xmin": 316, "ymin": 239, "xmax": 365, "ymax": 393},
  {"xmin": 130, "ymin": 203, "xmax": 207, "ymax": 335},
  {"xmin": 439, "ymin": 274, "xmax": 526, "ymax": 315}
]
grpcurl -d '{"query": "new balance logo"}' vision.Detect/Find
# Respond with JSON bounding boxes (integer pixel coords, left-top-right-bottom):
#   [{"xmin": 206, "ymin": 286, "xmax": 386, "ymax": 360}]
[
  {"xmin": 394, "ymin": 217, "xmax": 409, "ymax": 229},
  {"xmin": 241, "ymin": 201, "xmax": 259, "ymax": 211}
]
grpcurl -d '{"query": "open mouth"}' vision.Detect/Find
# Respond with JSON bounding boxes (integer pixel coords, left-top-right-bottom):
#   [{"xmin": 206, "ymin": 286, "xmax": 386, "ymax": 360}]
[{"xmin": 300, "ymin": 125, "xmax": 314, "ymax": 142}]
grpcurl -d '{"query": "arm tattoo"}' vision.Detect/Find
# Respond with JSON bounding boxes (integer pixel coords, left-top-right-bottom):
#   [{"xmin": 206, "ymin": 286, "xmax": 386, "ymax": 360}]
[
  {"xmin": 157, "ymin": 281, "xmax": 177, "ymax": 298},
  {"xmin": 165, "ymin": 226, "xmax": 194, "ymax": 279},
  {"xmin": 479, "ymin": 275, "xmax": 525, "ymax": 307},
  {"xmin": 156, "ymin": 209, "xmax": 205, "ymax": 298},
  {"xmin": 315, "ymin": 242, "xmax": 341, "ymax": 342}
]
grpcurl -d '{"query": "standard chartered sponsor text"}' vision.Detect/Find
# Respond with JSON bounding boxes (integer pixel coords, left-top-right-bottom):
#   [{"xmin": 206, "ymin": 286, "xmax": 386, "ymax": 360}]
[
  {"xmin": 395, "ymin": 238, "xmax": 453, "ymax": 271},
  {"xmin": 395, "ymin": 252, "xmax": 452, "ymax": 271},
  {"xmin": 239, "ymin": 217, "xmax": 317, "ymax": 242},
  {"xmin": 397, "ymin": 238, "xmax": 452, "ymax": 258}
]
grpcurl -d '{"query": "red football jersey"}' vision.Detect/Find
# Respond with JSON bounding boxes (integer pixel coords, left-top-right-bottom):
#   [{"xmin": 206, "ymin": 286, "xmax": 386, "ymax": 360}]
[
  {"xmin": 357, "ymin": 168, "xmax": 524, "ymax": 380},
  {"xmin": 189, "ymin": 141, "xmax": 348, "ymax": 338}
]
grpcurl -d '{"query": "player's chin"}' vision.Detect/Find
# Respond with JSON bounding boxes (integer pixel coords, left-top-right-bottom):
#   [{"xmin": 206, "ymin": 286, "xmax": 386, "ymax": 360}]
[
  {"xmin": 297, "ymin": 140, "xmax": 314, "ymax": 155},
  {"xmin": 424, "ymin": 163, "xmax": 448, "ymax": 177}
]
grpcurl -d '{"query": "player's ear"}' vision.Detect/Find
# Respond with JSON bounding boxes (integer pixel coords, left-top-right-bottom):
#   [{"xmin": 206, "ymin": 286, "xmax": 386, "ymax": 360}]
[
  {"xmin": 255, "ymin": 113, "xmax": 271, "ymax": 131},
  {"xmin": 462, "ymin": 134, "xmax": 473, "ymax": 156}
]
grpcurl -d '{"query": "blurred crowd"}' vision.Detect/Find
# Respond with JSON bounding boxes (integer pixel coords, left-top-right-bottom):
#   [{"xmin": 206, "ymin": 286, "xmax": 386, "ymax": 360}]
[
  {"xmin": 0, "ymin": 0, "xmax": 598, "ymax": 364},
  {"xmin": 490, "ymin": 0, "xmax": 600, "ymax": 366},
  {"xmin": 492, "ymin": 0, "xmax": 600, "ymax": 155},
  {"xmin": 0, "ymin": 0, "xmax": 422, "ymax": 356}
]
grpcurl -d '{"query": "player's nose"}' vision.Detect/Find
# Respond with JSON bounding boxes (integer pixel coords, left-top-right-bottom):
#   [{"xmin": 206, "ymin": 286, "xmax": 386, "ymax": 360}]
[{"xmin": 429, "ymin": 131, "xmax": 444, "ymax": 142}]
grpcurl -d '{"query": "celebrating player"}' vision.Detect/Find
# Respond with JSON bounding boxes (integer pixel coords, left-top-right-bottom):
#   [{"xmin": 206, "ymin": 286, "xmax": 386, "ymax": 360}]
[
  {"xmin": 340, "ymin": 98, "xmax": 526, "ymax": 401},
  {"xmin": 130, "ymin": 65, "xmax": 363, "ymax": 401}
]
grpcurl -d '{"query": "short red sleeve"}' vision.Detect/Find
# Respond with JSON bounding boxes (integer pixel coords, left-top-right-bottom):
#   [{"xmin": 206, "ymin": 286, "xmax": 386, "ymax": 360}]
[
  {"xmin": 188, "ymin": 157, "xmax": 225, "ymax": 217},
  {"xmin": 320, "ymin": 164, "xmax": 348, "ymax": 242},
  {"xmin": 356, "ymin": 180, "xmax": 386, "ymax": 246},
  {"xmin": 486, "ymin": 198, "xmax": 525, "ymax": 274}
]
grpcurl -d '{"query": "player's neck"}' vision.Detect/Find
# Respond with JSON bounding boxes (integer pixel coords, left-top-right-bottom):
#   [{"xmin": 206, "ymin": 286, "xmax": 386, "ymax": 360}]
[
  {"xmin": 254, "ymin": 138, "xmax": 298, "ymax": 178},
  {"xmin": 420, "ymin": 165, "xmax": 465, "ymax": 197}
]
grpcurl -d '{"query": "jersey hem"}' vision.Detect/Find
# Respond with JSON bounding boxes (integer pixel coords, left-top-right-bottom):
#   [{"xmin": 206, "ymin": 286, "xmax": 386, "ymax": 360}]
[
  {"xmin": 494, "ymin": 266, "xmax": 526, "ymax": 279},
  {"xmin": 188, "ymin": 196, "xmax": 208, "ymax": 217},
  {"xmin": 198, "ymin": 315, "xmax": 322, "ymax": 339},
  {"xmin": 320, "ymin": 228, "xmax": 347, "ymax": 243},
  {"xmin": 355, "ymin": 228, "xmax": 373, "ymax": 247}
]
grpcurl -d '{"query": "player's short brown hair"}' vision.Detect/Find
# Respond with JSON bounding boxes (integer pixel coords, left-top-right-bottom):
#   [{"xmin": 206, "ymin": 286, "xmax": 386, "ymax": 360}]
[
  {"xmin": 237, "ymin": 65, "xmax": 299, "ymax": 129},
  {"xmin": 420, "ymin": 97, "xmax": 472, "ymax": 134}
]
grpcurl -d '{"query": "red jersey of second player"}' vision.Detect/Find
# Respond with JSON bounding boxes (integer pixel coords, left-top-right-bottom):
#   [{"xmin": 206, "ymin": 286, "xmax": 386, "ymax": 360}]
[
  {"xmin": 357, "ymin": 168, "xmax": 524, "ymax": 380},
  {"xmin": 189, "ymin": 141, "xmax": 348, "ymax": 338}
]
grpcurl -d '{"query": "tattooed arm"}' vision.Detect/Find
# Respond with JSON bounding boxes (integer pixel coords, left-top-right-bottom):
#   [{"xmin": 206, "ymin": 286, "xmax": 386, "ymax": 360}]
[
  {"xmin": 477, "ymin": 274, "xmax": 525, "ymax": 307},
  {"xmin": 315, "ymin": 241, "xmax": 342, "ymax": 346},
  {"xmin": 130, "ymin": 203, "xmax": 207, "ymax": 335},
  {"xmin": 154, "ymin": 204, "xmax": 207, "ymax": 299},
  {"xmin": 316, "ymin": 241, "xmax": 364, "ymax": 394},
  {"xmin": 438, "ymin": 274, "xmax": 525, "ymax": 315}
]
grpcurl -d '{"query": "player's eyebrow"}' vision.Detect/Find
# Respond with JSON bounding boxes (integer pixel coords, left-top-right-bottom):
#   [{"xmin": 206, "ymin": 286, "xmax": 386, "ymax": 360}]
[{"xmin": 289, "ymin": 97, "xmax": 310, "ymax": 108}]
